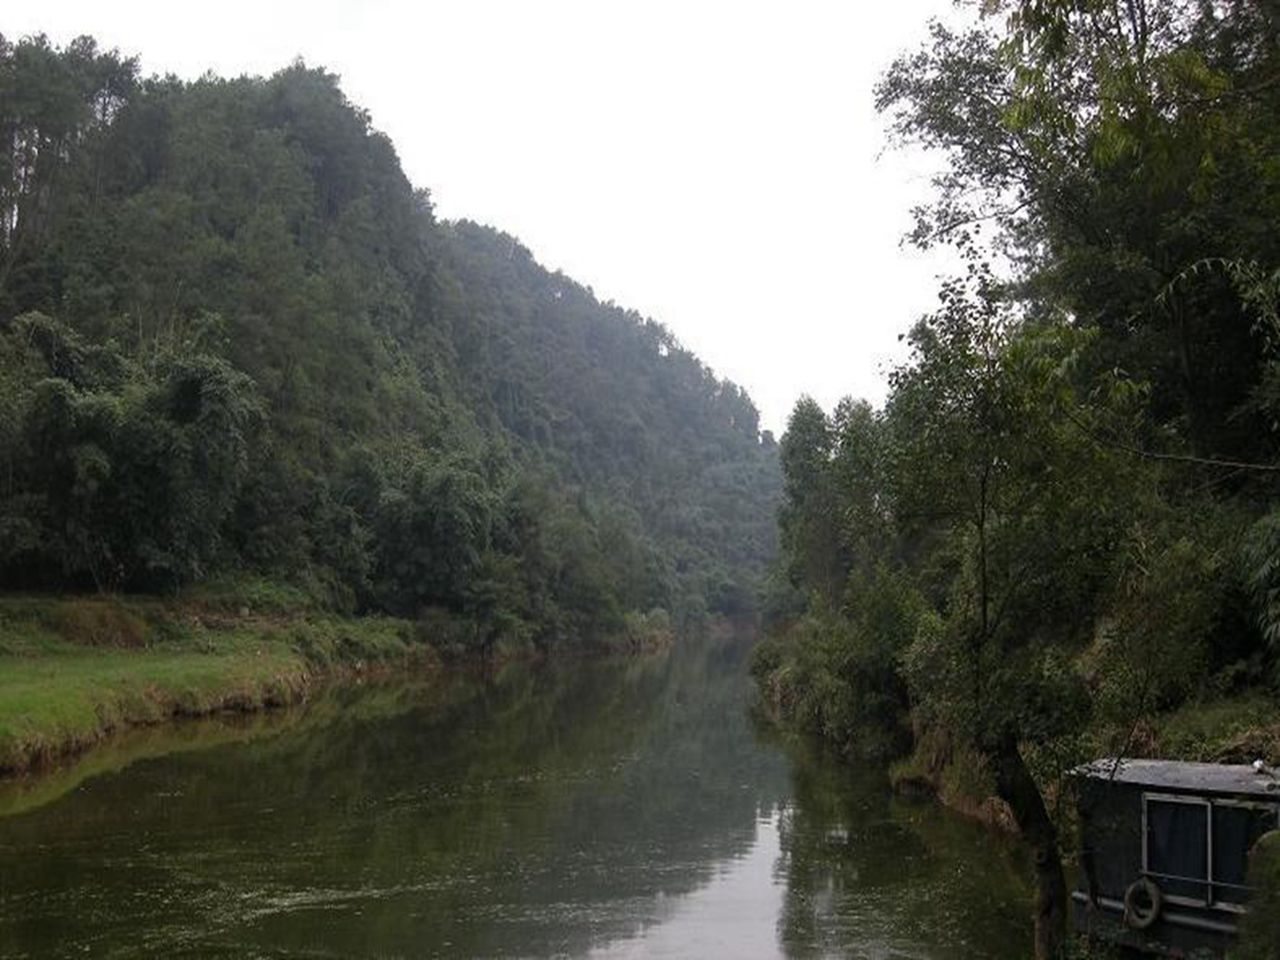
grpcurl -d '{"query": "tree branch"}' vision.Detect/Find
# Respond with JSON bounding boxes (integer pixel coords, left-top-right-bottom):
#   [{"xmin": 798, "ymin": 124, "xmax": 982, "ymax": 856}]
[{"xmin": 1062, "ymin": 406, "xmax": 1280, "ymax": 473}]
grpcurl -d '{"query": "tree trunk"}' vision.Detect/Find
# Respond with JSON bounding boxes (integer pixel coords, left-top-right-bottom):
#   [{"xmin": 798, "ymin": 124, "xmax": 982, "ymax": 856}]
[{"xmin": 991, "ymin": 733, "xmax": 1068, "ymax": 959}]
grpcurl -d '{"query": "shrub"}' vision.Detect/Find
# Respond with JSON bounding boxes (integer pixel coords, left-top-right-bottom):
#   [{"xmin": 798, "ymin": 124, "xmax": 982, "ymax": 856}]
[
  {"xmin": 50, "ymin": 598, "xmax": 149, "ymax": 648},
  {"xmin": 1237, "ymin": 829, "xmax": 1280, "ymax": 959}
]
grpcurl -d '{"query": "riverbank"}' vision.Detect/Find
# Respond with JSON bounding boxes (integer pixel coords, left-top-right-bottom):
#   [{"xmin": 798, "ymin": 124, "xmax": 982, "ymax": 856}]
[
  {"xmin": 882, "ymin": 691, "xmax": 1280, "ymax": 832},
  {"xmin": 0, "ymin": 592, "xmax": 443, "ymax": 776},
  {"xmin": 750, "ymin": 628, "xmax": 1280, "ymax": 834},
  {"xmin": 0, "ymin": 586, "xmax": 681, "ymax": 779}
]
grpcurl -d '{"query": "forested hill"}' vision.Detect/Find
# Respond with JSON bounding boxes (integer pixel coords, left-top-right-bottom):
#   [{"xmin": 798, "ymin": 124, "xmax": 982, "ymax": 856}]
[{"xmin": 0, "ymin": 35, "xmax": 780, "ymax": 644}]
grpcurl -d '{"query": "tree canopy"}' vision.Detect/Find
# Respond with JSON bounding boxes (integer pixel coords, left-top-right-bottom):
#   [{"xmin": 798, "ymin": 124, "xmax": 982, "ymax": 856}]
[{"xmin": 0, "ymin": 34, "xmax": 780, "ymax": 646}]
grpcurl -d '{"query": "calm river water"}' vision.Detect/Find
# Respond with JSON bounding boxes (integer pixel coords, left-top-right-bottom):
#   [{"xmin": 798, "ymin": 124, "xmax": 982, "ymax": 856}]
[{"xmin": 0, "ymin": 628, "xmax": 1031, "ymax": 958}]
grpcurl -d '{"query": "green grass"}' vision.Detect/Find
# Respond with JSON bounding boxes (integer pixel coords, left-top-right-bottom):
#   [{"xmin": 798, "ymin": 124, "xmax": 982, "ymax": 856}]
[
  {"xmin": 1149, "ymin": 693, "xmax": 1280, "ymax": 763},
  {"xmin": 0, "ymin": 595, "xmax": 435, "ymax": 774},
  {"xmin": 0, "ymin": 672, "xmax": 454, "ymax": 819}
]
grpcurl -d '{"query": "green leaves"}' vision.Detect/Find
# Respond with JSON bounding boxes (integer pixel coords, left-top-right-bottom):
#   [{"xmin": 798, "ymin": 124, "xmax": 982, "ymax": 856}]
[
  {"xmin": 881, "ymin": 0, "xmax": 1280, "ymax": 462},
  {"xmin": 0, "ymin": 313, "xmax": 263, "ymax": 590},
  {"xmin": 1244, "ymin": 509, "xmax": 1280, "ymax": 655}
]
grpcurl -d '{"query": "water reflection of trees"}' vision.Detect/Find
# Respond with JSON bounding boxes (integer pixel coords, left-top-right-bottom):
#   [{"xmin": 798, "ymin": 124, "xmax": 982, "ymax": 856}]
[
  {"xmin": 767, "ymin": 732, "xmax": 1033, "ymax": 959},
  {"xmin": 0, "ymin": 632, "xmax": 791, "ymax": 958}
]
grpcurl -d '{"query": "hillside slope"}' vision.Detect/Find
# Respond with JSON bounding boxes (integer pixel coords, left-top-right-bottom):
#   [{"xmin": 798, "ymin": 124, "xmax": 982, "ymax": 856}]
[{"xmin": 0, "ymin": 35, "xmax": 779, "ymax": 647}]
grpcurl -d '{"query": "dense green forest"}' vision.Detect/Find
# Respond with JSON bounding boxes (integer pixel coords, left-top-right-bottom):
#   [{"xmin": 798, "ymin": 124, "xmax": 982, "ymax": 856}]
[
  {"xmin": 751, "ymin": 1, "xmax": 1280, "ymax": 956},
  {"xmin": 0, "ymin": 34, "xmax": 779, "ymax": 648}
]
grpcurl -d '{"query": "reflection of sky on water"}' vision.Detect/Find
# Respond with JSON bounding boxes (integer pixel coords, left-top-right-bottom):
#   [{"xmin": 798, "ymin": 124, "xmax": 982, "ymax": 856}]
[{"xmin": 592, "ymin": 809, "xmax": 786, "ymax": 959}]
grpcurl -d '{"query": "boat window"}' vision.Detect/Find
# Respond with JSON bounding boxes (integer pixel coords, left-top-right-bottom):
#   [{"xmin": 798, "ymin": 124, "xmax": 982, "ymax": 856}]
[
  {"xmin": 1212, "ymin": 803, "xmax": 1276, "ymax": 906},
  {"xmin": 1146, "ymin": 797, "xmax": 1209, "ymax": 902},
  {"xmin": 1144, "ymin": 794, "xmax": 1279, "ymax": 910}
]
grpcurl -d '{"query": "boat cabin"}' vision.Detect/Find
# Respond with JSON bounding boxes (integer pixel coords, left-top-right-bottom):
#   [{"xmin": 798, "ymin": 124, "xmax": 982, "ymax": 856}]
[{"xmin": 1071, "ymin": 758, "xmax": 1280, "ymax": 957}]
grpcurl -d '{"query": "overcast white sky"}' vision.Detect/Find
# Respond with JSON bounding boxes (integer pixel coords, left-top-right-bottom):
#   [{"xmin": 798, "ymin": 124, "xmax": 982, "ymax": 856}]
[{"xmin": 6, "ymin": 1, "xmax": 968, "ymax": 434}]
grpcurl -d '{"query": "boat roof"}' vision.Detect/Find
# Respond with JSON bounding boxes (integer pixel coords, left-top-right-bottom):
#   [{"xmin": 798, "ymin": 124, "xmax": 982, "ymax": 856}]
[{"xmin": 1073, "ymin": 758, "xmax": 1280, "ymax": 799}]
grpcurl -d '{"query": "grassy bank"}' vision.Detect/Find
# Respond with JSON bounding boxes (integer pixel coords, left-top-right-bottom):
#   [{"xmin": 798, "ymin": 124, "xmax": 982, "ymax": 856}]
[
  {"xmin": 752, "ymin": 623, "xmax": 1280, "ymax": 838},
  {"xmin": 0, "ymin": 671, "xmax": 468, "ymax": 819},
  {"xmin": 880, "ymin": 693, "xmax": 1280, "ymax": 827},
  {"xmin": 0, "ymin": 591, "xmax": 439, "ymax": 776}
]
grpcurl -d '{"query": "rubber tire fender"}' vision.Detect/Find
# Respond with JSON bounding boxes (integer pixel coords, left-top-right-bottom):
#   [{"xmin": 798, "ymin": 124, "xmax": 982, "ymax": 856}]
[{"xmin": 1122, "ymin": 877, "xmax": 1163, "ymax": 931}]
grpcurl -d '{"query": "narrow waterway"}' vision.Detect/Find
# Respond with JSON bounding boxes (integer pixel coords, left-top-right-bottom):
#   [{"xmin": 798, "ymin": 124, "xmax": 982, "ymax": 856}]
[{"xmin": 0, "ymin": 629, "xmax": 1031, "ymax": 958}]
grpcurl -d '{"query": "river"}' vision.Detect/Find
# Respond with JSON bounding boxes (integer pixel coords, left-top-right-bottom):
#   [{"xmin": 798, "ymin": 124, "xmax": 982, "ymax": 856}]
[{"xmin": 0, "ymin": 627, "xmax": 1031, "ymax": 958}]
